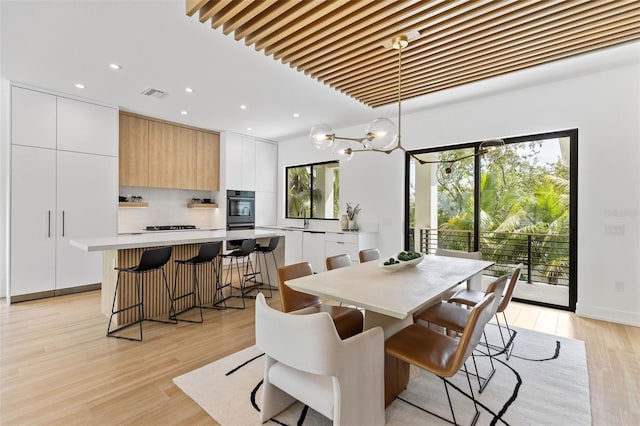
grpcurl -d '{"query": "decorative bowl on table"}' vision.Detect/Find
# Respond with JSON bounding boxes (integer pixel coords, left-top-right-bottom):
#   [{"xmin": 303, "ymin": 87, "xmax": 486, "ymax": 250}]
[{"xmin": 379, "ymin": 251, "xmax": 425, "ymax": 272}]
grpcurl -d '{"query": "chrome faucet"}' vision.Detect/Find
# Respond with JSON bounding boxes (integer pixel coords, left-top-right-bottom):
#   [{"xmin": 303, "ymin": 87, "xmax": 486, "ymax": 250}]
[{"xmin": 300, "ymin": 207, "xmax": 310, "ymax": 228}]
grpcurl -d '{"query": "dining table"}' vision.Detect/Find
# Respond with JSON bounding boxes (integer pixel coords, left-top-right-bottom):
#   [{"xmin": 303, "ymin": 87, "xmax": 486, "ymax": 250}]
[{"xmin": 285, "ymin": 253, "xmax": 494, "ymax": 407}]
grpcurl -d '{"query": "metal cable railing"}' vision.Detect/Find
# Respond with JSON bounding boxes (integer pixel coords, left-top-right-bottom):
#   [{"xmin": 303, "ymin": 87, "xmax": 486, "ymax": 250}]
[{"xmin": 415, "ymin": 228, "xmax": 569, "ymax": 286}]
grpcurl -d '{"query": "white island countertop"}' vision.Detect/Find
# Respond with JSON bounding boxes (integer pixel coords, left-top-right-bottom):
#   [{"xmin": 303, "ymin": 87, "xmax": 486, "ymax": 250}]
[{"xmin": 70, "ymin": 229, "xmax": 285, "ymax": 252}]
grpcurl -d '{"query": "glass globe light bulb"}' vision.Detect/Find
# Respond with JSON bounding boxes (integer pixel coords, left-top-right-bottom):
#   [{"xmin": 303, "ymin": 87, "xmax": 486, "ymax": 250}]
[
  {"xmin": 331, "ymin": 141, "xmax": 353, "ymax": 162},
  {"xmin": 309, "ymin": 123, "xmax": 334, "ymax": 150},
  {"xmin": 437, "ymin": 161, "xmax": 459, "ymax": 185},
  {"xmin": 365, "ymin": 118, "xmax": 397, "ymax": 151},
  {"xmin": 479, "ymin": 139, "xmax": 506, "ymax": 163}
]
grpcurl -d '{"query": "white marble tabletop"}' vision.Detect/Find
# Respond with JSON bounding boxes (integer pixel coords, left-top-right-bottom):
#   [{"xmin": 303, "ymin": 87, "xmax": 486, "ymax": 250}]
[
  {"xmin": 285, "ymin": 254, "xmax": 494, "ymax": 320},
  {"xmin": 70, "ymin": 229, "xmax": 285, "ymax": 252}
]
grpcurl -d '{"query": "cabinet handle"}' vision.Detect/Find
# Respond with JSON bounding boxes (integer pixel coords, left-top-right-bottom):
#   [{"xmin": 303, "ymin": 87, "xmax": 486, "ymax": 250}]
[
  {"xmin": 48, "ymin": 210, "xmax": 51, "ymax": 238},
  {"xmin": 62, "ymin": 210, "xmax": 65, "ymax": 237},
  {"xmin": 337, "ymin": 241, "xmax": 345, "ymax": 244}
]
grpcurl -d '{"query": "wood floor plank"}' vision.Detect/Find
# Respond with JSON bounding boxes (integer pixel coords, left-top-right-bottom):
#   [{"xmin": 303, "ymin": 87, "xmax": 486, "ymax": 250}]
[{"xmin": 1, "ymin": 290, "xmax": 638, "ymax": 425}]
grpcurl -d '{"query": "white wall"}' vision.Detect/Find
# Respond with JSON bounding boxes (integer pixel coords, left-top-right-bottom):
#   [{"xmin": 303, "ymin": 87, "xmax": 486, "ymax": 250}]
[{"xmin": 278, "ymin": 42, "xmax": 640, "ymax": 326}]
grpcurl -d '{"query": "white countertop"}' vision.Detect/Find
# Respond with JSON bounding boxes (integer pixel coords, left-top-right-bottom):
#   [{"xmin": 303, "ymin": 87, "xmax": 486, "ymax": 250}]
[
  {"xmin": 71, "ymin": 229, "xmax": 285, "ymax": 252},
  {"xmin": 258, "ymin": 225, "xmax": 377, "ymax": 234}
]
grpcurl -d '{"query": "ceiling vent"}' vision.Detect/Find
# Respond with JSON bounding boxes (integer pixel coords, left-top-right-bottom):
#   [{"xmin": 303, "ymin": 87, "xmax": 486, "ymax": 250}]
[{"xmin": 140, "ymin": 88, "xmax": 167, "ymax": 98}]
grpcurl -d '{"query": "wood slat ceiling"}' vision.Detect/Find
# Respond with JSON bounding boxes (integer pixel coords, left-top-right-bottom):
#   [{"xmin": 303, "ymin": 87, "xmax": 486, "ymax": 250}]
[{"xmin": 187, "ymin": 0, "xmax": 640, "ymax": 108}]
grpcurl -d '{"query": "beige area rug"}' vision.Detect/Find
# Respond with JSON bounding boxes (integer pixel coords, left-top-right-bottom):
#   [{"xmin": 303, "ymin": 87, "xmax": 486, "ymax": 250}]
[{"xmin": 174, "ymin": 325, "xmax": 591, "ymax": 425}]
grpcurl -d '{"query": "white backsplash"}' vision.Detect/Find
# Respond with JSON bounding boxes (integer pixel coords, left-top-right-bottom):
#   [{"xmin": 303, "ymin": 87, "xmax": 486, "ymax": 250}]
[{"xmin": 118, "ymin": 186, "xmax": 225, "ymax": 233}]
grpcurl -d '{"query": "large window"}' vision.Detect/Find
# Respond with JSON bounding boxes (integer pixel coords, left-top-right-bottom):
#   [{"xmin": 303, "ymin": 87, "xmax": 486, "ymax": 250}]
[
  {"xmin": 286, "ymin": 161, "xmax": 340, "ymax": 219},
  {"xmin": 406, "ymin": 129, "xmax": 577, "ymax": 310}
]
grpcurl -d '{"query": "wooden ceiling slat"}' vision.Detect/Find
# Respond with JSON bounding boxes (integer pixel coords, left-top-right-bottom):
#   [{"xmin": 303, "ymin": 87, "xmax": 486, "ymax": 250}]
[
  {"xmin": 320, "ymin": 0, "xmax": 574, "ymax": 86},
  {"xmin": 221, "ymin": 0, "xmax": 279, "ymax": 35},
  {"xmin": 341, "ymin": 1, "xmax": 637, "ymax": 96},
  {"xmin": 210, "ymin": 0, "xmax": 255, "ymax": 30},
  {"xmin": 265, "ymin": 0, "xmax": 381, "ymax": 57},
  {"xmin": 365, "ymin": 30, "xmax": 640, "ymax": 106},
  {"xmin": 361, "ymin": 17, "xmax": 640, "ymax": 101},
  {"xmin": 186, "ymin": 0, "xmax": 640, "ymax": 108},
  {"xmin": 186, "ymin": 0, "xmax": 210, "ymax": 17},
  {"xmin": 276, "ymin": 1, "xmax": 438, "ymax": 66},
  {"xmin": 292, "ymin": 1, "xmax": 492, "ymax": 73},
  {"xmin": 243, "ymin": 1, "xmax": 326, "ymax": 47},
  {"xmin": 233, "ymin": 0, "xmax": 304, "ymax": 42},
  {"xmin": 253, "ymin": 0, "xmax": 353, "ymax": 52},
  {"xmin": 356, "ymin": 16, "xmax": 640, "ymax": 101},
  {"xmin": 198, "ymin": 0, "xmax": 232, "ymax": 23}
]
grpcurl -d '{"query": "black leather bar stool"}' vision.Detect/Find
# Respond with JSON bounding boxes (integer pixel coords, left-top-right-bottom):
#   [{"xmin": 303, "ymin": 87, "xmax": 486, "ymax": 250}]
[
  {"xmin": 253, "ymin": 237, "xmax": 280, "ymax": 298},
  {"xmin": 220, "ymin": 239, "xmax": 257, "ymax": 309},
  {"xmin": 107, "ymin": 246, "xmax": 176, "ymax": 341},
  {"xmin": 171, "ymin": 242, "xmax": 224, "ymax": 323}
]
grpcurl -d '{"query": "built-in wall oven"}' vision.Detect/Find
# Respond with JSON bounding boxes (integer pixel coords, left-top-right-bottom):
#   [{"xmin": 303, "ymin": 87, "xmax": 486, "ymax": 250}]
[{"xmin": 226, "ymin": 190, "xmax": 255, "ymax": 230}]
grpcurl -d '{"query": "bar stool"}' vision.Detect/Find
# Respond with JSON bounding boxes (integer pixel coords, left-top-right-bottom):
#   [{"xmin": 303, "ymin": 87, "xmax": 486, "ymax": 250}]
[
  {"xmin": 106, "ymin": 246, "xmax": 176, "ymax": 342},
  {"xmin": 253, "ymin": 237, "xmax": 280, "ymax": 298},
  {"xmin": 220, "ymin": 239, "xmax": 257, "ymax": 308},
  {"xmin": 171, "ymin": 242, "xmax": 224, "ymax": 323}
]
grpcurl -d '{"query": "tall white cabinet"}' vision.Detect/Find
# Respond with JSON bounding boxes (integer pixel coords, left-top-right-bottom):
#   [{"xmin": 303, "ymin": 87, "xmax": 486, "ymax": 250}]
[
  {"xmin": 223, "ymin": 132, "xmax": 278, "ymax": 226},
  {"xmin": 10, "ymin": 85, "xmax": 118, "ymax": 301}
]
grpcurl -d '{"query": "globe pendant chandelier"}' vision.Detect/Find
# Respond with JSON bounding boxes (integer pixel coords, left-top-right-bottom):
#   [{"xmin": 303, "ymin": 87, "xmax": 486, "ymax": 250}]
[{"xmin": 308, "ymin": 34, "xmax": 505, "ymax": 183}]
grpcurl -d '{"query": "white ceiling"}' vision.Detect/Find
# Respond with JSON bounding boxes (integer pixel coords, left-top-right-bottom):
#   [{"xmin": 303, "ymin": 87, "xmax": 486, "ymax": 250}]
[{"xmin": 2, "ymin": 1, "xmax": 639, "ymax": 142}]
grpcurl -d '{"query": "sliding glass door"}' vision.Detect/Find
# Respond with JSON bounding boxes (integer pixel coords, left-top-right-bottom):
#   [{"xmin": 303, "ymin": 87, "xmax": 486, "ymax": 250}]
[{"xmin": 406, "ymin": 130, "xmax": 577, "ymax": 310}]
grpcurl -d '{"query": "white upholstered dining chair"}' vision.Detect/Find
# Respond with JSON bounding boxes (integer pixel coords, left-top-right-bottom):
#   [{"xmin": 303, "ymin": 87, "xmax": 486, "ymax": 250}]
[{"xmin": 254, "ymin": 293, "xmax": 385, "ymax": 425}]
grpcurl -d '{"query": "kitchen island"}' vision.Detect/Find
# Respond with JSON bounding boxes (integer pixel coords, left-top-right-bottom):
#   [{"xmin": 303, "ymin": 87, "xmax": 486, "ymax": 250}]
[{"xmin": 71, "ymin": 229, "xmax": 285, "ymax": 323}]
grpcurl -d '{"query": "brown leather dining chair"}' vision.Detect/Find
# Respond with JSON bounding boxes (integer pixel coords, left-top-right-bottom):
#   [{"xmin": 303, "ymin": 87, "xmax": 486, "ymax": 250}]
[
  {"xmin": 414, "ymin": 275, "xmax": 508, "ymax": 392},
  {"xmin": 277, "ymin": 262, "xmax": 363, "ymax": 340},
  {"xmin": 385, "ymin": 292, "xmax": 496, "ymax": 425},
  {"xmin": 359, "ymin": 248, "xmax": 381, "ymax": 263},
  {"xmin": 449, "ymin": 263, "xmax": 523, "ymax": 359},
  {"xmin": 325, "ymin": 253, "xmax": 352, "ymax": 270}
]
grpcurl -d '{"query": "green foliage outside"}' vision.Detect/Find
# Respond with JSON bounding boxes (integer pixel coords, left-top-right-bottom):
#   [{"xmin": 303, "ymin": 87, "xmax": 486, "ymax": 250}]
[{"xmin": 435, "ymin": 140, "xmax": 570, "ymax": 284}]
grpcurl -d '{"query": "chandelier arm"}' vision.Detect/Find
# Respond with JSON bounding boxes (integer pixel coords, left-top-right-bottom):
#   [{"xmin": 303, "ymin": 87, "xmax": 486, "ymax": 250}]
[{"xmin": 333, "ymin": 135, "xmax": 366, "ymax": 143}]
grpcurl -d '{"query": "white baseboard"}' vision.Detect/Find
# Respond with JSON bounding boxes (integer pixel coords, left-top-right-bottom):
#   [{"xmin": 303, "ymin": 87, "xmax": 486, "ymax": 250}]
[{"xmin": 576, "ymin": 303, "xmax": 640, "ymax": 327}]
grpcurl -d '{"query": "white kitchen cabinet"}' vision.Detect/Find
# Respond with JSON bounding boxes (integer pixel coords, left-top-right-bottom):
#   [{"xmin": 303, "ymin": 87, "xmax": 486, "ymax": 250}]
[
  {"xmin": 325, "ymin": 232, "xmax": 379, "ymax": 263},
  {"xmin": 255, "ymin": 191, "xmax": 277, "ymax": 226},
  {"xmin": 255, "ymin": 141, "xmax": 277, "ymax": 192},
  {"xmin": 224, "ymin": 132, "xmax": 243, "ymax": 190},
  {"xmin": 11, "ymin": 86, "xmax": 57, "ymax": 149},
  {"xmin": 284, "ymin": 229, "xmax": 303, "ymax": 265},
  {"xmin": 224, "ymin": 132, "xmax": 277, "ymax": 195},
  {"xmin": 302, "ymin": 231, "xmax": 326, "ymax": 273},
  {"xmin": 9, "ymin": 84, "xmax": 118, "ymax": 301},
  {"xmin": 241, "ymin": 137, "xmax": 256, "ymax": 191},
  {"xmin": 56, "ymin": 151, "xmax": 118, "ymax": 289},
  {"xmin": 57, "ymin": 96, "xmax": 119, "ymax": 156},
  {"xmin": 10, "ymin": 145, "xmax": 57, "ymax": 296}
]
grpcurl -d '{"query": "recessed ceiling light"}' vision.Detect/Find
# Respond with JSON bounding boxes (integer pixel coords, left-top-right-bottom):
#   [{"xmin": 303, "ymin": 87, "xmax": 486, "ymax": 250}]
[
  {"xmin": 293, "ymin": 113, "xmax": 300, "ymax": 118},
  {"xmin": 185, "ymin": 87, "xmax": 194, "ymax": 93},
  {"xmin": 240, "ymin": 105, "xmax": 247, "ymax": 110},
  {"xmin": 181, "ymin": 110, "xmax": 188, "ymax": 115},
  {"xmin": 75, "ymin": 83, "xmax": 85, "ymax": 89},
  {"xmin": 247, "ymin": 127, "xmax": 252, "ymax": 131},
  {"xmin": 109, "ymin": 63, "xmax": 121, "ymax": 70}
]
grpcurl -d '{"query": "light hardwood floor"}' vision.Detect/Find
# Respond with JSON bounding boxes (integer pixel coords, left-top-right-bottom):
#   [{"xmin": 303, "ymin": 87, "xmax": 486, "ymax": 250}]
[{"xmin": 1, "ymin": 290, "xmax": 638, "ymax": 425}]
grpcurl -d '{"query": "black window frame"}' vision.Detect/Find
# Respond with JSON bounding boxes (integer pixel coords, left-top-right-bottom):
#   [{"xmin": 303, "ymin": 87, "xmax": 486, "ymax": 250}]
[
  {"xmin": 404, "ymin": 129, "xmax": 578, "ymax": 312},
  {"xmin": 285, "ymin": 160, "xmax": 340, "ymax": 220}
]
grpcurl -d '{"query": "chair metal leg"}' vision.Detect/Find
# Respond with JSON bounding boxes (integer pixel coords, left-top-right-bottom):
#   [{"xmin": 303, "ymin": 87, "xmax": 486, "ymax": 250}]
[
  {"xmin": 106, "ymin": 271, "xmax": 144, "ymax": 342},
  {"xmin": 463, "ymin": 364, "xmax": 481, "ymax": 426},
  {"xmin": 171, "ymin": 262, "xmax": 204, "ymax": 323},
  {"xmin": 206, "ymin": 257, "xmax": 227, "ymax": 310}
]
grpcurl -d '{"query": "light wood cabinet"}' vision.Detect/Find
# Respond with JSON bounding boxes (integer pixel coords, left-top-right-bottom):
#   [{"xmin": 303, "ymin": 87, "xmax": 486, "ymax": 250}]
[
  {"xmin": 196, "ymin": 131, "xmax": 220, "ymax": 191},
  {"xmin": 119, "ymin": 114, "xmax": 149, "ymax": 187},
  {"xmin": 174, "ymin": 126, "xmax": 197, "ymax": 189},
  {"xmin": 120, "ymin": 113, "xmax": 219, "ymax": 190}
]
